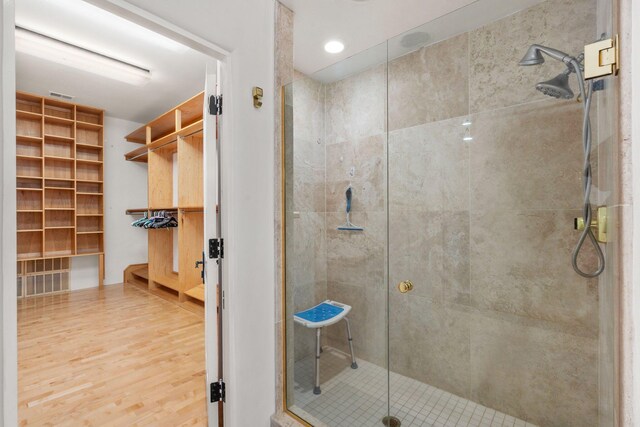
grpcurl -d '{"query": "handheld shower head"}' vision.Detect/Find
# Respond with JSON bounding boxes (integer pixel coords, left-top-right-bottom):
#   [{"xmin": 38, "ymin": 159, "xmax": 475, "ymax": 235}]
[
  {"xmin": 519, "ymin": 44, "xmax": 574, "ymax": 66},
  {"xmin": 518, "ymin": 41, "xmax": 605, "ymax": 277},
  {"xmin": 519, "ymin": 45, "xmax": 545, "ymax": 65},
  {"xmin": 536, "ymin": 71, "xmax": 574, "ymax": 99}
]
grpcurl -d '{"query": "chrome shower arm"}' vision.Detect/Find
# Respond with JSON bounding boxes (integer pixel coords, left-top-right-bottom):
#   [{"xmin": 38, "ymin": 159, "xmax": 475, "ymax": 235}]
[{"xmin": 519, "ymin": 44, "xmax": 576, "ymax": 66}]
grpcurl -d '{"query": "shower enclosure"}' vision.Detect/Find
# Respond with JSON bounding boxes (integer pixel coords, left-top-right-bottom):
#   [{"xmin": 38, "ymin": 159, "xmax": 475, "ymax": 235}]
[{"xmin": 283, "ymin": 0, "xmax": 618, "ymax": 425}]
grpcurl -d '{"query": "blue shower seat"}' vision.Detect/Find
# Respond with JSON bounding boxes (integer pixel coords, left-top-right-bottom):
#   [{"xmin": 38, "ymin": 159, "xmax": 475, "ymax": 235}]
[{"xmin": 294, "ymin": 300, "xmax": 358, "ymax": 395}]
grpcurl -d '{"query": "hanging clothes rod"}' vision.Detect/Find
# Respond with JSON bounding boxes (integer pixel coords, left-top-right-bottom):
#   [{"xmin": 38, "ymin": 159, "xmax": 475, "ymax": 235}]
[
  {"xmin": 125, "ymin": 208, "xmax": 204, "ymax": 215},
  {"xmin": 127, "ymin": 128, "xmax": 203, "ymax": 162},
  {"xmin": 125, "ymin": 208, "xmax": 149, "ymax": 215}
]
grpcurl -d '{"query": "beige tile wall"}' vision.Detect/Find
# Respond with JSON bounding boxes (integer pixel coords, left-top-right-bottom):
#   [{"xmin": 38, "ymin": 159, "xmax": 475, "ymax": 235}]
[
  {"xmin": 284, "ymin": 0, "xmax": 617, "ymax": 426},
  {"xmin": 321, "ymin": 63, "xmax": 389, "ymax": 367},
  {"xmin": 286, "ymin": 73, "xmax": 328, "ymax": 365}
]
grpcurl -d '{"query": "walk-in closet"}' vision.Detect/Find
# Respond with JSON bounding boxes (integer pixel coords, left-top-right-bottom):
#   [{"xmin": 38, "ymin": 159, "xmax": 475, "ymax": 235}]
[
  {"xmin": 14, "ymin": 0, "xmax": 216, "ymax": 424},
  {"xmin": 124, "ymin": 92, "xmax": 206, "ymax": 313}
]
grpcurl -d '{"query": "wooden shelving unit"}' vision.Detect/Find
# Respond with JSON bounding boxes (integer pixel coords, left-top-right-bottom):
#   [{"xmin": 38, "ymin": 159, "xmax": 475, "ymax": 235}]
[
  {"xmin": 123, "ymin": 92, "xmax": 205, "ymax": 311},
  {"xmin": 124, "ymin": 92, "xmax": 204, "ymax": 162},
  {"xmin": 16, "ymin": 91, "xmax": 105, "ymax": 287}
]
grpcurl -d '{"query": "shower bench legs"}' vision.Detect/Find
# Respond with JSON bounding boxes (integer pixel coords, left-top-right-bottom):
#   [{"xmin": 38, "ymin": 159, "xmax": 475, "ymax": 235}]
[{"xmin": 313, "ymin": 317, "xmax": 358, "ymax": 394}]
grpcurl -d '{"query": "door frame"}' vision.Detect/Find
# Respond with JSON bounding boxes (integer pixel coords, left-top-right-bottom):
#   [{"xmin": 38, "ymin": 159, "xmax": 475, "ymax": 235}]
[{"xmin": 1, "ymin": 0, "xmax": 231, "ymax": 424}]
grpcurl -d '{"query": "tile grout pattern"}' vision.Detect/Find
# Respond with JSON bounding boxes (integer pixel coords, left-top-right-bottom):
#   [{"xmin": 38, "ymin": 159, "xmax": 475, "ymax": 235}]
[{"xmin": 292, "ymin": 348, "xmax": 535, "ymax": 427}]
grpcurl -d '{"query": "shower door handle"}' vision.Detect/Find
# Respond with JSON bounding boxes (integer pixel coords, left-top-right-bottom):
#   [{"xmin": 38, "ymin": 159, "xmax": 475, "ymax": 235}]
[{"xmin": 397, "ymin": 280, "xmax": 414, "ymax": 293}]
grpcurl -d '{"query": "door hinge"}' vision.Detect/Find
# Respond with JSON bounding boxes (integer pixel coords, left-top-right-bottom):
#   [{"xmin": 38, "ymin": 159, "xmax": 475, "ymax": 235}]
[
  {"xmin": 211, "ymin": 380, "xmax": 226, "ymax": 403},
  {"xmin": 584, "ymin": 35, "xmax": 619, "ymax": 80},
  {"xmin": 209, "ymin": 95, "xmax": 223, "ymax": 115},
  {"xmin": 209, "ymin": 238, "xmax": 224, "ymax": 259}
]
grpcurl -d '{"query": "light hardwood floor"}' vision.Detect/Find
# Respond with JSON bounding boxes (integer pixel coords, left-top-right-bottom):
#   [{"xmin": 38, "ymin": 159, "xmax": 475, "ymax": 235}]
[{"xmin": 18, "ymin": 284, "xmax": 206, "ymax": 426}]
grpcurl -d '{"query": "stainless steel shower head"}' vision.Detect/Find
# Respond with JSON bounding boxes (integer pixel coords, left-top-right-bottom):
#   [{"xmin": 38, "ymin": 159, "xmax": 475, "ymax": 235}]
[
  {"xmin": 519, "ymin": 45, "xmax": 545, "ymax": 65},
  {"xmin": 519, "ymin": 44, "xmax": 574, "ymax": 66},
  {"xmin": 536, "ymin": 71, "xmax": 574, "ymax": 99}
]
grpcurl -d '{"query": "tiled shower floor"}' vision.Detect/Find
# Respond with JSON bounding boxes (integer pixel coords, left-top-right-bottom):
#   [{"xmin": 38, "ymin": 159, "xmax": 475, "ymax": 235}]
[{"xmin": 291, "ymin": 348, "xmax": 536, "ymax": 427}]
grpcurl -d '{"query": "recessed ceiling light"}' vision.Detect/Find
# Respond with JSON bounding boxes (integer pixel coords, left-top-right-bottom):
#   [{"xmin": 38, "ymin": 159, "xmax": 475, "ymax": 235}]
[{"xmin": 324, "ymin": 40, "xmax": 345, "ymax": 54}]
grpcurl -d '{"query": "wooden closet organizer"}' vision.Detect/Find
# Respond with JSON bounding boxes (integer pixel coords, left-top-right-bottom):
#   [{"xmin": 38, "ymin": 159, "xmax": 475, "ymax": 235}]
[
  {"xmin": 16, "ymin": 92, "xmax": 105, "ymax": 287},
  {"xmin": 123, "ymin": 92, "xmax": 205, "ymax": 312}
]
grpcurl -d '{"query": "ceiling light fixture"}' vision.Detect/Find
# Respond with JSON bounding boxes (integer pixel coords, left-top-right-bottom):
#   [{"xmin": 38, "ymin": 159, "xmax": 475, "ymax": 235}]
[
  {"xmin": 15, "ymin": 26, "xmax": 151, "ymax": 86},
  {"xmin": 324, "ymin": 40, "xmax": 345, "ymax": 54}
]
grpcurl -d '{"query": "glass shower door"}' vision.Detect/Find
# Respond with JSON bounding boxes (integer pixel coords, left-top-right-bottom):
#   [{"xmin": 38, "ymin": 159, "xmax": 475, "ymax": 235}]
[
  {"xmin": 283, "ymin": 0, "xmax": 616, "ymax": 425},
  {"xmin": 283, "ymin": 42, "xmax": 392, "ymax": 426},
  {"xmin": 386, "ymin": 0, "xmax": 614, "ymax": 426}
]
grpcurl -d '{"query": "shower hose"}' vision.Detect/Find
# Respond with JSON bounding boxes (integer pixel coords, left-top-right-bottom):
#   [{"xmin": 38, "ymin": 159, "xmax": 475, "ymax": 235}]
[{"xmin": 570, "ymin": 58, "xmax": 605, "ymax": 278}]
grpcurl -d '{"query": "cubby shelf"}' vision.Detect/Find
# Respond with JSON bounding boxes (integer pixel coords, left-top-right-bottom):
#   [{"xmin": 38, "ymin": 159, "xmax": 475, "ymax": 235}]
[
  {"xmin": 76, "ymin": 143, "xmax": 103, "ymax": 149},
  {"xmin": 16, "ymin": 95, "xmax": 42, "ymax": 114},
  {"xmin": 17, "ymin": 135, "xmax": 43, "ymax": 142},
  {"xmin": 125, "ymin": 92, "xmax": 203, "ymax": 144},
  {"xmin": 77, "ymin": 121, "xmax": 103, "ymax": 130},
  {"xmin": 44, "ymin": 155, "xmax": 74, "ymax": 161},
  {"xmin": 16, "ymin": 110, "xmax": 42, "ymax": 120},
  {"xmin": 44, "ymin": 134, "xmax": 74, "ymax": 142},
  {"xmin": 44, "ymin": 115, "xmax": 74, "ymax": 124},
  {"xmin": 44, "ymin": 177, "xmax": 74, "ymax": 181},
  {"xmin": 16, "ymin": 91, "xmax": 104, "ymax": 263},
  {"xmin": 184, "ymin": 284, "xmax": 205, "ymax": 302}
]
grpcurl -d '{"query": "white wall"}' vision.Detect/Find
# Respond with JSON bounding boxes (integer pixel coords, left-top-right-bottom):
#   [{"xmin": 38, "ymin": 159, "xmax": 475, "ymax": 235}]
[
  {"xmin": 102, "ymin": 117, "xmax": 148, "ymax": 284},
  {"xmin": 69, "ymin": 116, "xmax": 148, "ymax": 289},
  {"xmin": 3, "ymin": 0, "xmax": 277, "ymax": 425},
  {"xmin": 102, "ymin": 2, "xmax": 277, "ymax": 426},
  {"xmin": 69, "ymin": 256, "xmax": 100, "ymax": 290},
  {"xmin": 1, "ymin": 0, "xmax": 18, "ymax": 425}
]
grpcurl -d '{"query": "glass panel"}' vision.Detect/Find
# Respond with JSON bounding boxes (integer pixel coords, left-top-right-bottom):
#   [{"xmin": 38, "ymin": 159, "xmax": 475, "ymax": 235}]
[
  {"xmin": 594, "ymin": 0, "xmax": 617, "ymax": 424},
  {"xmin": 387, "ymin": 0, "xmax": 614, "ymax": 426},
  {"xmin": 283, "ymin": 0, "xmax": 615, "ymax": 425},
  {"xmin": 283, "ymin": 42, "xmax": 390, "ymax": 425}
]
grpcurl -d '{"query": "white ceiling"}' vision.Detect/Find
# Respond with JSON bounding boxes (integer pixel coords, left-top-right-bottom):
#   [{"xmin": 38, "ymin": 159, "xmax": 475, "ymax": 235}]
[
  {"xmin": 306, "ymin": 0, "xmax": 545, "ymax": 83},
  {"xmin": 15, "ymin": 0, "xmax": 213, "ymax": 123},
  {"xmin": 281, "ymin": 0, "xmax": 545, "ymax": 78},
  {"xmin": 280, "ymin": 0, "xmax": 475, "ymax": 75}
]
